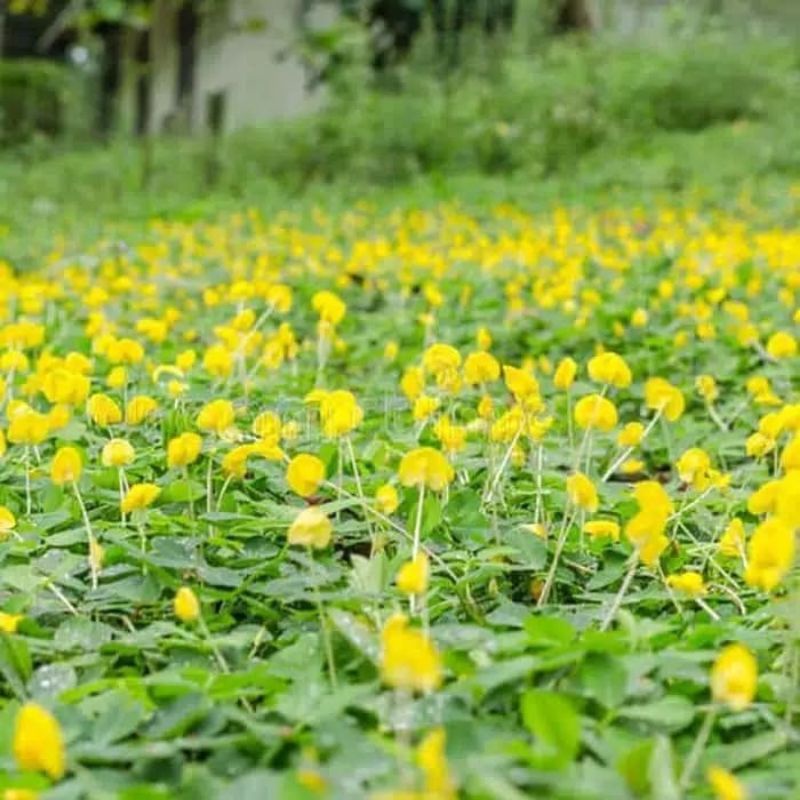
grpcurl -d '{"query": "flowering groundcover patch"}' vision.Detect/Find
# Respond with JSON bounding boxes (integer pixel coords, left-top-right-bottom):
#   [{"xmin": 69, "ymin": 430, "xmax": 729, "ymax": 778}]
[{"xmin": 0, "ymin": 196, "xmax": 799, "ymax": 799}]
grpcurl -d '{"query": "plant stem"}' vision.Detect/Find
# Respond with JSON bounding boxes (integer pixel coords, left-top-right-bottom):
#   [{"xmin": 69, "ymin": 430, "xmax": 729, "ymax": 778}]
[
  {"xmin": 216, "ymin": 475, "xmax": 233, "ymax": 511},
  {"xmin": 679, "ymin": 706, "xmax": 718, "ymax": 790},
  {"xmin": 533, "ymin": 444, "xmax": 544, "ymax": 524},
  {"xmin": 206, "ymin": 452, "xmax": 214, "ymax": 536},
  {"xmin": 345, "ymin": 435, "xmax": 375, "ymax": 546},
  {"xmin": 118, "ymin": 467, "xmax": 128, "ymax": 526},
  {"xmin": 485, "ymin": 426, "xmax": 521, "ymax": 503},
  {"xmin": 537, "ymin": 507, "xmax": 576, "ymax": 607},
  {"xmin": 312, "ymin": 556, "xmax": 338, "ymax": 690},
  {"xmin": 185, "ymin": 466, "xmax": 195, "ymax": 519},
  {"xmin": 600, "ymin": 556, "xmax": 638, "ymax": 631},
  {"xmin": 72, "ymin": 482, "xmax": 99, "ymax": 590},
  {"xmin": 412, "ymin": 483, "xmax": 426, "ymax": 561},
  {"xmin": 601, "ymin": 409, "xmax": 662, "ymax": 482},
  {"xmin": 24, "ymin": 446, "xmax": 32, "ymax": 517}
]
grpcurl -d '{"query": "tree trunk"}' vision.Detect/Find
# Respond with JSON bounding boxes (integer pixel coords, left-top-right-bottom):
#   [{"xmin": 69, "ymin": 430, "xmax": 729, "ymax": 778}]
[{"xmin": 554, "ymin": 0, "xmax": 594, "ymax": 34}]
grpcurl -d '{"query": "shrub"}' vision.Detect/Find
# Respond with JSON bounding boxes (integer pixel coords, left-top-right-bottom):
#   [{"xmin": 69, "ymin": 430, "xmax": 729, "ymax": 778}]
[{"xmin": 0, "ymin": 59, "xmax": 84, "ymax": 146}]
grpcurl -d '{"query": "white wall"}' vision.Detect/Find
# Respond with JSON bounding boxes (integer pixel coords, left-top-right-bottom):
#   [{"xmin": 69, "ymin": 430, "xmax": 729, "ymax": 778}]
[
  {"xmin": 193, "ymin": 0, "xmax": 324, "ymax": 133},
  {"xmin": 121, "ymin": 0, "xmax": 334, "ymax": 136}
]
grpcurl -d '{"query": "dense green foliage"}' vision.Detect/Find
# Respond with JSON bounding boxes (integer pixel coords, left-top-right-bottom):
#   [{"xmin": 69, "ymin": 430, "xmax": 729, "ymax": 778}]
[{"xmin": 0, "ymin": 60, "xmax": 84, "ymax": 146}]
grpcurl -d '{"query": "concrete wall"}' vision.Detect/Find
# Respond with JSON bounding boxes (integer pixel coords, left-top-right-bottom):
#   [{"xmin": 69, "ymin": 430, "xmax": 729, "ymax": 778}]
[
  {"xmin": 191, "ymin": 0, "xmax": 326, "ymax": 133},
  {"xmin": 120, "ymin": 0, "xmax": 333, "ymax": 136}
]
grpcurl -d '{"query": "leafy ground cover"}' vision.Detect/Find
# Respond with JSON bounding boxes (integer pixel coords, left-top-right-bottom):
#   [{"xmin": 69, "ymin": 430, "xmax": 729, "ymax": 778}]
[{"xmin": 0, "ymin": 188, "xmax": 799, "ymax": 799}]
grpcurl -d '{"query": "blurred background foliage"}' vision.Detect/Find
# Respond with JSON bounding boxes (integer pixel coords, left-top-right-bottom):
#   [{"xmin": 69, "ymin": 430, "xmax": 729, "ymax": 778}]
[{"xmin": 0, "ymin": 0, "xmax": 799, "ymax": 248}]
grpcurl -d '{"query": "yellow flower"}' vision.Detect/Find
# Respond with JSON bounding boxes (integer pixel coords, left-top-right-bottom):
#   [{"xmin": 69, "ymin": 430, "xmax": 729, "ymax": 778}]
[
  {"xmin": 676, "ymin": 447, "xmax": 712, "ymax": 490},
  {"xmin": 620, "ymin": 458, "xmax": 645, "ymax": 474},
  {"xmin": 744, "ymin": 516, "xmax": 795, "ymax": 592},
  {"xmin": 711, "ymin": 643, "xmax": 757, "ymax": 711},
  {"xmin": 417, "ymin": 727, "xmax": 456, "ymax": 799},
  {"xmin": 252, "ymin": 411, "xmax": 282, "ymax": 442},
  {"xmin": 87, "ymin": 393, "xmax": 122, "ymax": 426},
  {"xmin": 617, "ymin": 421, "xmax": 644, "ymax": 447},
  {"xmin": 775, "ymin": 471, "xmax": 800, "ymax": 528},
  {"xmin": 175, "ymin": 349, "xmax": 196, "ymax": 371},
  {"xmin": 719, "ymin": 518, "xmax": 746, "ymax": 558},
  {"xmin": 574, "ymin": 394, "xmax": 617, "ymax": 432},
  {"xmin": 106, "ymin": 366, "xmax": 127, "ymax": 391},
  {"xmin": 203, "ymin": 344, "xmax": 233, "ymax": 379},
  {"xmin": 13, "ymin": 702, "xmax": 65, "ymax": 780},
  {"xmin": 221, "ymin": 444, "xmax": 254, "ymax": 479},
  {"xmin": 666, "ymin": 571, "xmax": 706, "ymax": 597},
  {"xmin": 631, "ymin": 307, "xmax": 648, "ymax": 328},
  {"xmin": 106, "ymin": 337, "xmax": 143, "ymax": 365},
  {"xmin": 101, "ymin": 438, "xmax": 135, "ymax": 468},
  {"xmin": 196, "ymin": 399, "xmax": 235, "ymax": 435},
  {"xmin": 251, "ymin": 439, "xmax": 285, "ymax": 462},
  {"xmin": 40, "ymin": 369, "xmax": 90, "ymax": 406},
  {"xmin": 587, "ymin": 351, "xmax": 632, "ymax": 388},
  {"xmin": 89, "ymin": 539, "xmax": 105, "ymax": 573},
  {"xmin": 398, "ymin": 447, "xmax": 454, "ymax": 492},
  {"xmin": 7, "ymin": 408, "xmax": 50, "ymax": 445},
  {"xmin": 780, "ymin": 435, "xmax": 800, "ymax": 472},
  {"xmin": 3, "ymin": 788, "xmax": 39, "ymax": 800},
  {"xmin": 0, "ymin": 611, "xmax": 23, "ymax": 633},
  {"xmin": 625, "ymin": 511, "xmax": 670, "ymax": 566},
  {"xmin": 47, "ymin": 405, "xmax": 71, "ymax": 431},
  {"xmin": 174, "ymin": 586, "xmax": 200, "ymax": 623},
  {"xmin": 566, "ymin": 472, "xmax": 598, "ymax": 512},
  {"xmin": 476, "ymin": 326, "xmax": 492, "ymax": 351},
  {"xmin": 553, "ymin": 357, "xmax": 577, "ymax": 391},
  {"xmin": 503, "ymin": 365, "xmax": 540, "ymax": 404},
  {"xmin": 746, "ymin": 432, "xmax": 775, "ymax": 459},
  {"xmin": 400, "ymin": 366, "xmax": 424, "ymax": 402},
  {"xmin": 125, "ymin": 395, "xmax": 158, "ymax": 425},
  {"xmin": 167, "ymin": 432, "xmax": 203, "ymax": 468},
  {"xmin": 522, "ymin": 522, "xmax": 548, "ymax": 538},
  {"xmin": 286, "ymin": 454, "xmax": 326, "ymax": 498},
  {"xmin": 396, "ymin": 553, "xmax": 430, "ymax": 595},
  {"xmin": 311, "ymin": 290, "xmax": 346, "ymax": 325},
  {"xmin": 696, "ymin": 374, "xmax": 719, "ymax": 403},
  {"xmin": 644, "ymin": 377, "xmax": 685, "ymax": 421},
  {"xmin": 121, "ymin": 483, "xmax": 161, "ymax": 514},
  {"xmin": 0, "ymin": 505, "xmax": 16, "ymax": 538},
  {"xmin": 707, "ymin": 765, "xmax": 747, "ymax": 800},
  {"xmin": 747, "ymin": 479, "xmax": 780, "ymax": 515},
  {"xmin": 583, "ymin": 519, "xmax": 620, "ymax": 540},
  {"xmin": 374, "ymin": 484, "xmax": 399, "ymax": 515},
  {"xmin": 477, "ymin": 394, "xmax": 494, "ymax": 420},
  {"xmin": 463, "ymin": 351, "xmax": 500, "ymax": 385},
  {"xmin": 422, "ymin": 343, "xmax": 461, "ymax": 376},
  {"xmin": 380, "ymin": 613, "xmax": 442, "ymax": 694},
  {"xmin": 287, "ymin": 506, "xmax": 333, "ymax": 549},
  {"xmin": 50, "ymin": 446, "xmax": 82, "ymax": 485},
  {"xmin": 320, "ymin": 390, "xmax": 363, "ymax": 437},
  {"xmin": 632, "ymin": 480, "xmax": 674, "ymax": 516},
  {"xmin": 432, "ymin": 417, "xmax": 467, "ymax": 454},
  {"xmin": 766, "ymin": 330, "xmax": 797, "ymax": 359},
  {"xmin": 413, "ymin": 394, "xmax": 439, "ymax": 421},
  {"xmin": 383, "ymin": 340, "xmax": 399, "ymax": 362}
]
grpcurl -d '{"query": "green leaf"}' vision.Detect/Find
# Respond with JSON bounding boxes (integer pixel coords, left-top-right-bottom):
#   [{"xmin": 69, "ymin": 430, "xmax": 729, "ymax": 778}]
[
  {"xmin": 524, "ymin": 615, "xmax": 576, "ymax": 649},
  {"xmin": 0, "ymin": 634, "xmax": 32, "ymax": 699},
  {"xmin": 520, "ymin": 688, "xmax": 581, "ymax": 769},
  {"xmin": 579, "ymin": 652, "xmax": 628, "ymax": 708},
  {"xmin": 618, "ymin": 695, "xmax": 695, "ymax": 732},
  {"xmin": 648, "ymin": 735, "xmax": 680, "ymax": 800}
]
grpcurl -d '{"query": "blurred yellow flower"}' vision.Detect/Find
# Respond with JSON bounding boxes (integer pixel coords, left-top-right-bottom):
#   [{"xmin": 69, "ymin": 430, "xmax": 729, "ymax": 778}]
[
  {"xmin": 711, "ymin": 643, "xmax": 757, "ymax": 711},
  {"xmin": 288, "ymin": 507, "xmax": 333, "ymax": 549},
  {"xmin": 13, "ymin": 702, "xmax": 65, "ymax": 780},
  {"xmin": 286, "ymin": 454, "xmax": 326, "ymax": 498}
]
